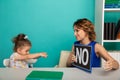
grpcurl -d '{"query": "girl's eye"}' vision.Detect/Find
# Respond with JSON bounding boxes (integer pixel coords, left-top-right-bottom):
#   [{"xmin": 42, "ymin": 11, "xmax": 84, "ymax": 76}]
[
  {"xmin": 74, "ymin": 30, "xmax": 79, "ymax": 32},
  {"xmin": 76, "ymin": 30, "xmax": 79, "ymax": 32},
  {"xmin": 26, "ymin": 50, "xmax": 29, "ymax": 53}
]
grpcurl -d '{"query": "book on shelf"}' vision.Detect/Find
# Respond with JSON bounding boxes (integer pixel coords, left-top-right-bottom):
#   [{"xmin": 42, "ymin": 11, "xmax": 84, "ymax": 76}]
[
  {"xmin": 115, "ymin": 19, "xmax": 120, "ymax": 39},
  {"xmin": 105, "ymin": 0, "xmax": 120, "ymax": 8},
  {"xmin": 104, "ymin": 23, "xmax": 108, "ymax": 40},
  {"xmin": 112, "ymin": 23, "xmax": 116, "ymax": 40},
  {"xmin": 104, "ymin": 22, "xmax": 116, "ymax": 40}
]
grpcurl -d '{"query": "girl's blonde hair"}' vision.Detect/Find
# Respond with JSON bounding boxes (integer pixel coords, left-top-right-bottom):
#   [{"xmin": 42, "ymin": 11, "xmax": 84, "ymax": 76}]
[{"xmin": 73, "ymin": 18, "xmax": 96, "ymax": 41}]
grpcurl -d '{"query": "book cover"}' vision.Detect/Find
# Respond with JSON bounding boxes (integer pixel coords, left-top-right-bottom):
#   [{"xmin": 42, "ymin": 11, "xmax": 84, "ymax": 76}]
[{"xmin": 26, "ymin": 70, "xmax": 63, "ymax": 80}]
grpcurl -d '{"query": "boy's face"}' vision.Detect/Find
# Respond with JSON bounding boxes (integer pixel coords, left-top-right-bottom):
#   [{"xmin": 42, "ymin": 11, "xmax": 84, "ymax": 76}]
[
  {"xmin": 17, "ymin": 46, "xmax": 31, "ymax": 55},
  {"xmin": 74, "ymin": 26, "xmax": 87, "ymax": 41}
]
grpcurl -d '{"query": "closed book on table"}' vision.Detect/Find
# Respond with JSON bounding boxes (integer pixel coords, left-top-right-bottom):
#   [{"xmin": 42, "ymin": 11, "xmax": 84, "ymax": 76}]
[{"xmin": 26, "ymin": 70, "xmax": 63, "ymax": 80}]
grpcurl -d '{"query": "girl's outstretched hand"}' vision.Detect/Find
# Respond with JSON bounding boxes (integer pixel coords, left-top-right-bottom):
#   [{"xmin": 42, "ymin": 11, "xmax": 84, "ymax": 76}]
[{"xmin": 40, "ymin": 52, "xmax": 48, "ymax": 58}]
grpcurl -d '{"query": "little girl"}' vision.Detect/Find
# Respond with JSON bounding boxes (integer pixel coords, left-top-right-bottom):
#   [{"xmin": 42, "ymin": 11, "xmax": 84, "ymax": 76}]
[{"xmin": 9, "ymin": 33, "xmax": 47, "ymax": 68}]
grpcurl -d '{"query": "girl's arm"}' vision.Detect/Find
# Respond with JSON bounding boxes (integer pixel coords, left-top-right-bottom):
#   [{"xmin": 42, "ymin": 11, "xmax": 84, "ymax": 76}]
[
  {"xmin": 15, "ymin": 52, "xmax": 47, "ymax": 60},
  {"xmin": 95, "ymin": 43, "xmax": 119, "ymax": 70}
]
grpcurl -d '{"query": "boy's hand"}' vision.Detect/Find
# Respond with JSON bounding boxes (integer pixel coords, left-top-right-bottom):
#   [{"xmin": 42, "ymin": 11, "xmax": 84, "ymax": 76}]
[{"xmin": 40, "ymin": 52, "xmax": 48, "ymax": 58}]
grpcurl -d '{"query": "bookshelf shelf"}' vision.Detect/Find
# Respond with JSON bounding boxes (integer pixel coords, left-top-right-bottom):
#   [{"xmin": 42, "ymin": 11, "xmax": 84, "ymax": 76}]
[
  {"xmin": 104, "ymin": 8, "xmax": 120, "ymax": 12},
  {"xmin": 103, "ymin": 40, "xmax": 120, "ymax": 42}
]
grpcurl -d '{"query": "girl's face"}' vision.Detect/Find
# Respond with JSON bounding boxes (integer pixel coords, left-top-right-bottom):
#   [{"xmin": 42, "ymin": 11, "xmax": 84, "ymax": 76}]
[
  {"xmin": 17, "ymin": 46, "xmax": 31, "ymax": 55},
  {"xmin": 74, "ymin": 26, "xmax": 87, "ymax": 41}
]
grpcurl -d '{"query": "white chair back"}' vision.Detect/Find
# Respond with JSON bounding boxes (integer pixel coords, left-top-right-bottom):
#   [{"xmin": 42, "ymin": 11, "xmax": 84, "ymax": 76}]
[
  {"xmin": 58, "ymin": 50, "xmax": 71, "ymax": 67},
  {"xmin": 3, "ymin": 59, "xmax": 10, "ymax": 67}
]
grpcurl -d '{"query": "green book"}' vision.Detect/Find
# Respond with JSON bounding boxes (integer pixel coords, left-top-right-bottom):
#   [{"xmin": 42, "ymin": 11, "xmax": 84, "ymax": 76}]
[{"xmin": 26, "ymin": 70, "xmax": 63, "ymax": 80}]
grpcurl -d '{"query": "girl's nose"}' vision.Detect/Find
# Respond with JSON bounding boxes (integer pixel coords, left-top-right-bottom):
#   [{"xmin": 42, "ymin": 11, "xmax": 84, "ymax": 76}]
[{"xmin": 74, "ymin": 32, "xmax": 77, "ymax": 36}]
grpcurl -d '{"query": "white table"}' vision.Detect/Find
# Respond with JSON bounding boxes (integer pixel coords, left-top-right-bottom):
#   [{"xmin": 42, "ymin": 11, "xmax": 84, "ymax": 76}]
[{"xmin": 0, "ymin": 68, "xmax": 120, "ymax": 80}]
